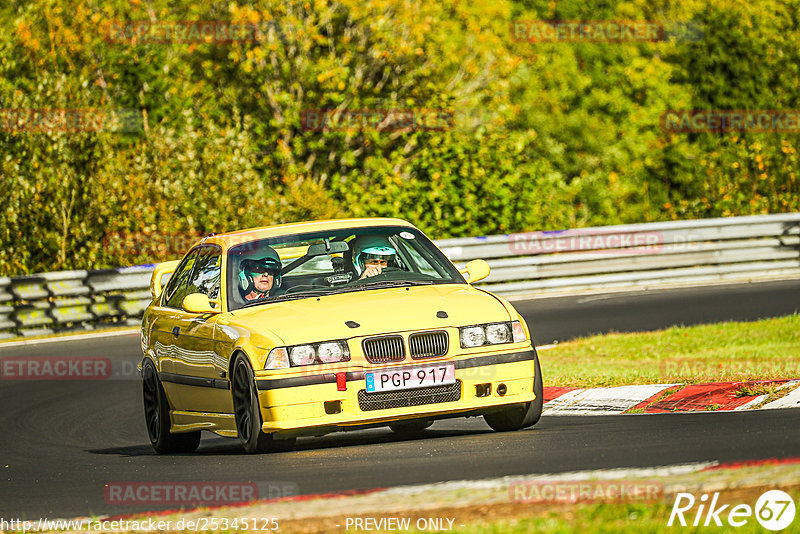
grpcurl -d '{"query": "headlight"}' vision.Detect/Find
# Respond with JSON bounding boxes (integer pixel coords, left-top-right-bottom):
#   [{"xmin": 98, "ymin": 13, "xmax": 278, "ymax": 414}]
[
  {"xmin": 460, "ymin": 326, "xmax": 486, "ymax": 348},
  {"xmin": 486, "ymin": 323, "xmax": 511, "ymax": 344},
  {"xmin": 264, "ymin": 347, "xmax": 289, "ymax": 370},
  {"xmin": 290, "ymin": 345, "xmax": 316, "ymax": 366},
  {"xmin": 459, "ymin": 322, "xmax": 521, "ymax": 348},
  {"xmin": 317, "ymin": 341, "xmax": 349, "ymax": 363},
  {"xmin": 273, "ymin": 340, "xmax": 352, "ymax": 367}
]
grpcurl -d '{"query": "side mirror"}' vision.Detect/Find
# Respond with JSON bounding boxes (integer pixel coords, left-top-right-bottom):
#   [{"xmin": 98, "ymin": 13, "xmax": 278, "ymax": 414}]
[
  {"xmin": 150, "ymin": 260, "xmax": 181, "ymax": 299},
  {"xmin": 182, "ymin": 293, "xmax": 220, "ymax": 314},
  {"xmin": 460, "ymin": 259, "xmax": 491, "ymax": 284}
]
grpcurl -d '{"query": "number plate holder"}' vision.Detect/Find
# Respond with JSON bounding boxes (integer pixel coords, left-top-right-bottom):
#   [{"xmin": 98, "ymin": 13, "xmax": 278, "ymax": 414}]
[{"xmin": 365, "ymin": 363, "xmax": 456, "ymax": 393}]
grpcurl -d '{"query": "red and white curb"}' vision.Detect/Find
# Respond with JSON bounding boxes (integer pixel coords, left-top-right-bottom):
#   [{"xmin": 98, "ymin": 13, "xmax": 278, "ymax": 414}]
[{"xmin": 543, "ymin": 380, "xmax": 800, "ymax": 415}]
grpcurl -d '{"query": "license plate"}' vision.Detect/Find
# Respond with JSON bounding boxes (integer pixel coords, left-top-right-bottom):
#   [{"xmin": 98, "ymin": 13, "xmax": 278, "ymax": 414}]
[{"xmin": 365, "ymin": 363, "xmax": 456, "ymax": 393}]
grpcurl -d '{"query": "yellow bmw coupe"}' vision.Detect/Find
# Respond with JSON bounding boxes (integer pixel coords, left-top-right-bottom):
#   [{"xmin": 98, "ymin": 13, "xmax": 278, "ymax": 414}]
[{"xmin": 140, "ymin": 218, "xmax": 542, "ymax": 453}]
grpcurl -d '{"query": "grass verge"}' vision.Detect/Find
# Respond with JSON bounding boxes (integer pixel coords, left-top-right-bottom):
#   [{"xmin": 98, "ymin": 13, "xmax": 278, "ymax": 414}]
[
  {"xmin": 435, "ymin": 486, "xmax": 800, "ymax": 534},
  {"xmin": 541, "ymin": 314, "xmax": 800, "ymax": 387}
]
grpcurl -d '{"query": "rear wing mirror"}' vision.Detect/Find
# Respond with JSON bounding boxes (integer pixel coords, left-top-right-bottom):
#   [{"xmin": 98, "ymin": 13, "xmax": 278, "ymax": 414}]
[
  {"xmin": 150, "ymin": 260, "xmax": 181, "ymax": 299},
  {"xmin": 283, "ymin": 240, "xmax": 350, "ymax": 275},
  {"xmin": 306, "ymin": 240, "xmax": 349, "ymax": 257}
]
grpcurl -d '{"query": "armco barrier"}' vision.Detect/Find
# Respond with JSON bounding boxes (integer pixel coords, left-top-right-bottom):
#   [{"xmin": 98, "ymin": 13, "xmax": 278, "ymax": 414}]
[
  {"xmin": 0, "ymin": 266, "xmax": 156, "ymax": 339},
  {"xmin": 438, "ymin": 213, "xmax": 800, "ymax": 295},
  {"xmin": 0, "ymin": 213, "xmax": 798, "ymax": 338}
]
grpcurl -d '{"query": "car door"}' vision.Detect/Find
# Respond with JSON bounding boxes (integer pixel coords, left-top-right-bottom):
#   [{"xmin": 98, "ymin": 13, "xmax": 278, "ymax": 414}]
[
  {"xmin": 150, "ymin": 248, "xmax": 199, "ymax": 409},
  {"xmin": 163, "ymin": 245, "xmax": 227, "ymax": 413}
]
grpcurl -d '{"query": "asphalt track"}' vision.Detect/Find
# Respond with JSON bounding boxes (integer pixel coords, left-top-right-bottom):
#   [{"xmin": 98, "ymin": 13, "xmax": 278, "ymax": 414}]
[{"xmin": 1, "ymin": 280, "xmax": 799, "ymax": 519}]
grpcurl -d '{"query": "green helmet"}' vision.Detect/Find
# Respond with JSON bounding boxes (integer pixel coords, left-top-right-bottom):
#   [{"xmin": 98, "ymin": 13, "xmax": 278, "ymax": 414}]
[{"xmin": 352, "ymin": 236, "xmax": 397, "ymax": 275}]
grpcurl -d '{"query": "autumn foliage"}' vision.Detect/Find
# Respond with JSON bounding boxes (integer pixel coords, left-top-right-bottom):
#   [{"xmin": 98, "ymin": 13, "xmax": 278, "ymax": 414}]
[{"xmin": 1, "ymin": 0, "xmax": 798, "ymax": 275}]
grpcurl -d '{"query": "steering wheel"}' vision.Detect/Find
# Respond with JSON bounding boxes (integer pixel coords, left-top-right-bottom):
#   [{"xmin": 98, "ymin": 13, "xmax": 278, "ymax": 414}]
[
  {"xmin": 372, "ymin": 267, "xmax": 403, "ymax": 276},
  {"xmin": 352, "ymin": 266, "xmax": 405, "ymax": 283}
]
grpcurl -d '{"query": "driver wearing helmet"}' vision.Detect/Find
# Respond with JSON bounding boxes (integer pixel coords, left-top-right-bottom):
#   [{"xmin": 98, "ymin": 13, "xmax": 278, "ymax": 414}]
[
  {"xmin": 352, "ymin": 236, "xmax": 399, "ymax": 280},
  {"xmin": 238, "ymin": 247, "xmax": 284, "ymax": 301}
]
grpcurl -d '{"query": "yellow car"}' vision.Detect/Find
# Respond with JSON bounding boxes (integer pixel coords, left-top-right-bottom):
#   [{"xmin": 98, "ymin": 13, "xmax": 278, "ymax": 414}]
[{"xmin": 140, "ymin": 218, "xmax": 543, "ymax": 454}]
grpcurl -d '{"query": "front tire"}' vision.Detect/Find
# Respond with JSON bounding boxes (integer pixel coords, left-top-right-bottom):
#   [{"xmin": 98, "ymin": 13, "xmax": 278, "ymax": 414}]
[
  {"xmin": 388, "ymin": 420, "xmax": 433, "ymax": 434},
  {"xmin": 484, "ymin": 349, "xmax": 544, "ymax": 432},
  {"xmin": 231, "ymin": 355, "xmax": 295, "ymax": 454},
  {"xmin": 142, "ymin": 360, "xmax": 201, "ymax": 454},
  {"xmin": 522, "ymin": 348, "xmax": 544, "ymax": 428}
]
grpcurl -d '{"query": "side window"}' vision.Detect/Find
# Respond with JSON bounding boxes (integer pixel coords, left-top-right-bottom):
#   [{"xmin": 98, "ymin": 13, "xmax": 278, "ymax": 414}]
[
  {"xmin": 394, "ymin": 237, "xmax": 441, "ymax": 276},
  {"xmin": 187, "ymin": 246, "xmax": 221, "ymax": 300},
  {"xmin": 164, "ymin": 249, "xmax": 199, "ymax": 308}
]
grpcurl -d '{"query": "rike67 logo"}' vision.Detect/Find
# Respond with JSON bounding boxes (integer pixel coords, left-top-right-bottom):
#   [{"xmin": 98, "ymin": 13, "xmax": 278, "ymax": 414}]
[{"xmin": 668, "ymin": 490, "xmax": 796, "ymax": 530}]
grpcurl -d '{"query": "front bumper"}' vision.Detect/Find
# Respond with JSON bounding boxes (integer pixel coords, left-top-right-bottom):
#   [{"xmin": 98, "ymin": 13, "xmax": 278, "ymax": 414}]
[{"xmin": 254, "ymin": 348, "xmax": 538, "ymax": 437}]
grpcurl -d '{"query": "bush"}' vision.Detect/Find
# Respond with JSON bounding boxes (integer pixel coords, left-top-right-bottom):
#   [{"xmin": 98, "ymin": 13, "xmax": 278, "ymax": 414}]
[{"xmin": 1, "ymin": 0, "xmax": 798, "ymax": 275}]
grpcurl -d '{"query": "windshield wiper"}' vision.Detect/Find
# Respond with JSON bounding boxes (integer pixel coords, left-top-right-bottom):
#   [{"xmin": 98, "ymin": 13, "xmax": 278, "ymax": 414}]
[{"xmin": 360, "ymin": 279, "xmax": 435, "ymax": 289}]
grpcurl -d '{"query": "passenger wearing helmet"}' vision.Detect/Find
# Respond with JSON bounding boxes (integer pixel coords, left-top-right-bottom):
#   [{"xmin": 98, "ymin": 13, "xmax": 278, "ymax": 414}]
[
  {"xmin": 239, "ymin": 248, "xmax": 284, "ymax": 301},
  {"xmin": 352, "ymin": 236, "xmax": 399, "ymax": 280}
]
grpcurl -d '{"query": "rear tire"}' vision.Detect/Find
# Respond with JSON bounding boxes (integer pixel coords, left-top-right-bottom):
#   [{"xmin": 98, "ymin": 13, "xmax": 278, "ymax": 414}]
[
  {"xmin": 484, "ymin": 349, "xmax": 544, "ymax": 432},
  {"xmin": 232, "ymin": 355, "xmax": 296, "ymax": 454},
  {"xmin": 142, "ymin": 360, "xmax": 201, "ymax": 454}
]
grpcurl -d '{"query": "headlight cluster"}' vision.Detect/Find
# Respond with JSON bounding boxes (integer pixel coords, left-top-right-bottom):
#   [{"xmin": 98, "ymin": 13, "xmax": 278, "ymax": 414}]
[
  {"xmin": 264, "ymin": 340, "xmax": 350, "ymax": 369},
  {"xmin": 459, "ymin": 321, "xmax": 527, "ymax": 348}
]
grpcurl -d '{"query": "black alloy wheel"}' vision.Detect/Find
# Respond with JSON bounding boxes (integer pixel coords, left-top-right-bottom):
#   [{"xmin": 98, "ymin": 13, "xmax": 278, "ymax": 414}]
[
  {"xmin": 142, "ymin": 359, "xmax": 201, "ymax": 454},
  {"xmin": 232, "ymin": 355, "xmax": 295, "ymax": 454}
]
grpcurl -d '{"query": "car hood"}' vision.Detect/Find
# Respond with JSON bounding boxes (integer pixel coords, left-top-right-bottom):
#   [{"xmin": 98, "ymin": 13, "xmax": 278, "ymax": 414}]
[{"xmin": 226, "ymin": 284, "xmax": 510, "ymax": 345}]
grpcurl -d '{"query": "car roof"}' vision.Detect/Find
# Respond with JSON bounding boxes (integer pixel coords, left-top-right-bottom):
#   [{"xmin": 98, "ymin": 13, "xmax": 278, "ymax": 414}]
[{"xmin": 197, "ymin": 217, "xmax": 417, "ymax": 249}]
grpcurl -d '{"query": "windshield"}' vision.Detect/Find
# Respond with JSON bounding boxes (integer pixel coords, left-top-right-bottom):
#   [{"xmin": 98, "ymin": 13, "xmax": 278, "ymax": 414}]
[{"xmin": 227, "ymin": 225, "xmax": 465, "ymax": 310}]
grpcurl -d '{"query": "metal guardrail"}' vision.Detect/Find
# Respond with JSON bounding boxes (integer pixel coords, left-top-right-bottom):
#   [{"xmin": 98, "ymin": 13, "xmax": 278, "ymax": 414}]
[
  {"xmin": 0, "ymin": 213, "xmax": 798, "ymax": 339},
  {"xmin": 439, "ymin": 212, "xmax": 800, "ymax": 296},
  {"xmin": 0, "ymin": 266, "xmax": 155, "ymax": 340}
]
